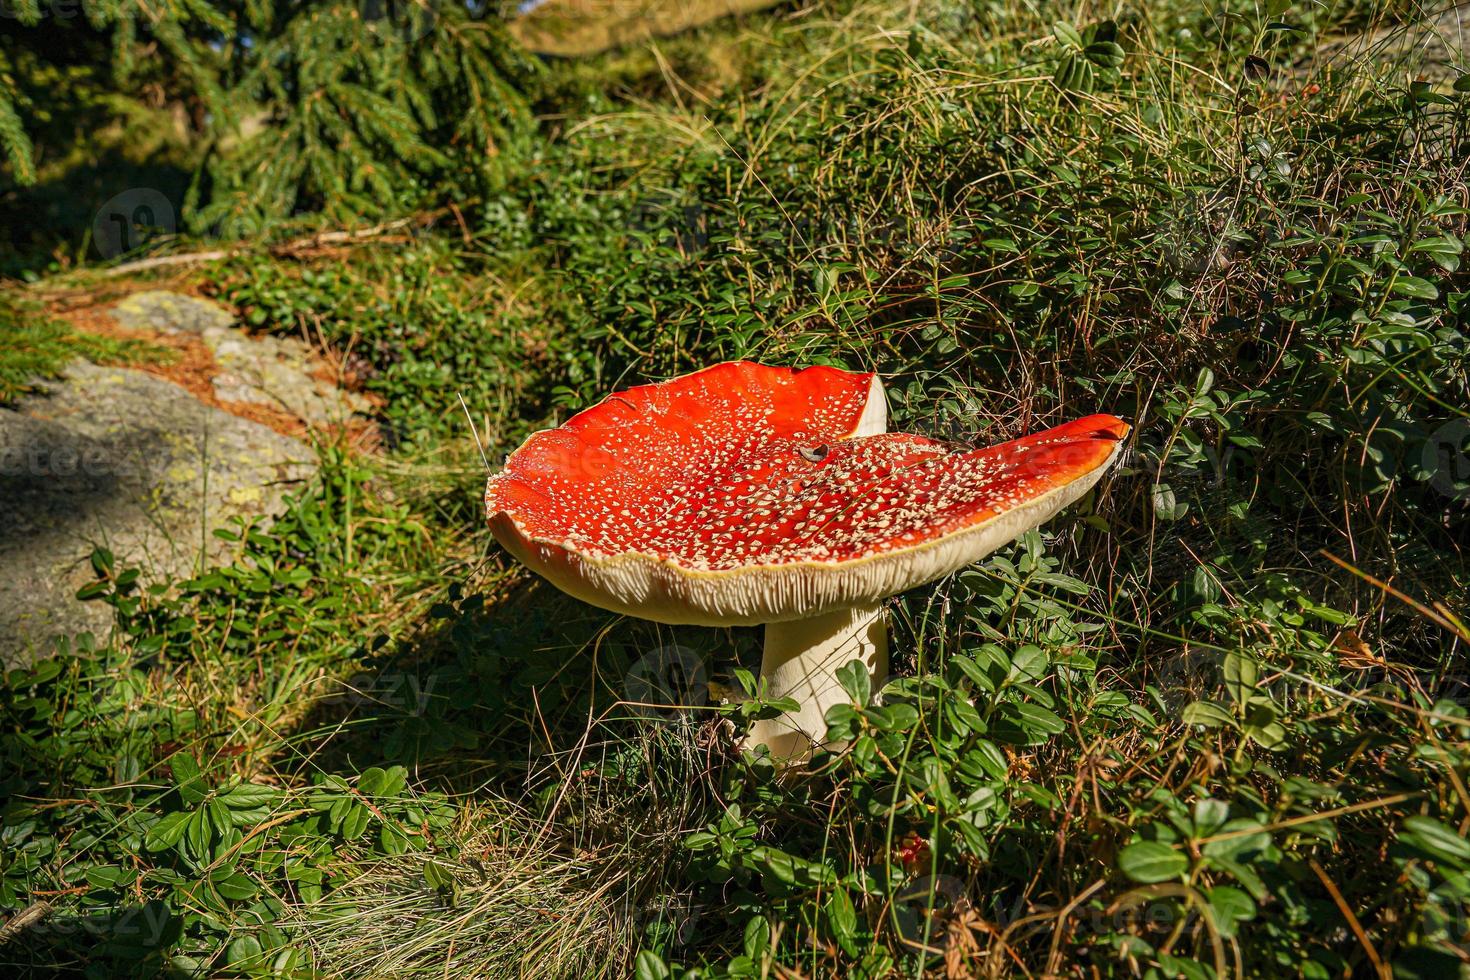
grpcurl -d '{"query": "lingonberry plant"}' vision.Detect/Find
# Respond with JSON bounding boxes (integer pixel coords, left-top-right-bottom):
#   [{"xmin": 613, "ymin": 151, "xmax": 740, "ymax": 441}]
[{"xmin": 3, "ymin": 1, "xmax": 1467, "ymax": 976}]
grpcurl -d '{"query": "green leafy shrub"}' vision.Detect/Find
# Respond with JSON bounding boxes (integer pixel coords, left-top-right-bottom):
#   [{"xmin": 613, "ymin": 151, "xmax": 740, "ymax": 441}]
[
  {"xmin": 209, "ymin": 243, "xmax": 566, "ymax": 448},
  {"xmin": 5, "ymin": 1, "xmax": 1470, "ymax": 977}
]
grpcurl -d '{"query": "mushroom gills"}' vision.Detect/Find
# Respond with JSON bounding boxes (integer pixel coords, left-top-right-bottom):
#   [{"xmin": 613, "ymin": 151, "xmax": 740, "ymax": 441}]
[{"xmin": 747, "ymin": 603, "xmax": 887, "ymax": 759}]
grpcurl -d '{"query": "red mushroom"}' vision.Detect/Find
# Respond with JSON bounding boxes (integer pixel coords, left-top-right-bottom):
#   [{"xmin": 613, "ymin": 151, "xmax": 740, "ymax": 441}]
[{"xmin": 485, "ymin": 362, "xmax": 1128, "ymax": 759}]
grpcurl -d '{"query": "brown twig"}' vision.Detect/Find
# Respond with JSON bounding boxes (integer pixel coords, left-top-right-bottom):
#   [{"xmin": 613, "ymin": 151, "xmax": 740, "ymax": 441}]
[
  {"xmin": 1309, "ymin": 859, "xmax": 1388, "ymax": 978},
  {"xmin": 0, "ymin": 901, "xmax": 54, "ymax": 945},
  {"xmin": 1320, "ymin": 550, "xmax": 1469, "ymax": 642},
  {"xmin": 96, "ymin": 206, "xmax": 464, "ymax": 278},
  {"xmin": 1106, "ymin": 884, "xmax": 1227, "ymax": 979},
  {"xmin": 1194, "ymin": 792, "xmax": 1419, "ymax": 847},
  {"xmin": 1044, "ymin": 878, "xmax": 1108, "ymax": 975}
]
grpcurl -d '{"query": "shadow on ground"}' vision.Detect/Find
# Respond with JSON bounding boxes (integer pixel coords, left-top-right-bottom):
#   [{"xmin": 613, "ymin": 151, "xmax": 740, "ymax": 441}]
[{"xmin": 289, "ymin": 571, "xmax": 756, "ymax": 796}]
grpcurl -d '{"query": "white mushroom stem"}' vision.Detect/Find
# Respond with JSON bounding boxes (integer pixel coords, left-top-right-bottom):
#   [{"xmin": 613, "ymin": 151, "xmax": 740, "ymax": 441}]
[
  {"xmin": 747, "ymin": 372, "xmax": 889, "ymax": 760},
  {"xmin": 747, "ymin": 603, "xmax": 888, "ymax": 759}
]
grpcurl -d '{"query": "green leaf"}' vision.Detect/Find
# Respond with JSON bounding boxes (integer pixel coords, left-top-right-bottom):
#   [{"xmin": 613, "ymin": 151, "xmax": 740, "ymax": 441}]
[
  {"xmin": 835, "ymin": 659, "xmax": 871, "ymax": 705},
  {"xmin": 379, "ymin": 766, "xmax": 409, "ymax": 797},
  {"xmin": 1084, "ymin": 40, "xmax": 1125, "ymax": 68},
  {"xmin": 865, "ymin": 703, "xmax": 920, "ymax": 732},
  {"xmin": 171, "ymin": 754, "xmax": 207, "ymax": 806},
  {"xmin": 1210, "ymin": 854, "xmax": 1267, "ymax": 901},
  {"xmin": 90, "ymin": 546, "xmax": 115, "ymax": 576},
  {"xmin": 357, "ymin": 767, "xmax": 387, "ymax": 797},
  {"xmin": 186, "ymin": 808, "xmax": 213, "ymax": 858},
  {"xmin": 1390, "ymin": 276, "xmax": 1439, "ymax": 300},
  {"xmin": 145, "ymin": 811, "xmax": 192, "ymax": 851},
  {"xmin": 1410, "ymin": 234, "xmax": 1463, "ymax": 272},
  {"xmin": 732, "ymin": 667, "xmax": 758, "ymax": 697},
  {"xmin": 1053, "ymin": 52, "xmax": 1095, "ymax": 93},
  {"xmin": 340, "ymin": 803, "xmax": 372, "ymax": 840},
  {"xmin": 1158, "ymin": 954, "xmax": 1215, "ymax": 980},
  {"xmin": 1016, "ymin": 701, "xmax": 1065, "ymax": 733},
  {"xmin": 1243, "ymin": 719, "xmax": 1287, "ymax": 749},
  {"xmin": 215, "ymin": 873, "xmax": 258, "ymax": 901},
  {"xmin": 968, "ymin": 740, "xmax": 1009, "ymax": 781},
  {"xmin": 747, "ymin": 846, "xmax": 836, "ymax": 888},
  {"xmin": 1181, "ymin": 700, "xmax": 1234, "ymax": 728},
  {"xmin": 757, "ymin": 695, "xmax": 801, "ymax": 716},
  {"xmin": 946, "ymin": 696, "xmax": 985, "ymax": 735},
  {"xmin": 824, "ymin": 702, "xmax": 860, "ymax": 739},
  {"xmin": 1009, "ymin": 279, "xmax": 1042, "ymax": 298},
  {"xmin": 743, "ymin": 915, "xmax": 771, "ymax": 958},
  {"xmin": 380, "ymin": 823, "xmax": 411, "ymax": 856},
  {"xmin": 826, "ymin": 888, "xmax": 857, "ymax": 944},
  {"xmin": 1192, "ymin": 566, "xmax": 1222, "ymax": 602},
  {"xmin": 1192, "ymin": 799, "xmax": 1229, "ymax": 838},
  {"xmin": 1118, "ymin": 841, "xmax": 1188, "ymax": 883},
  {"xmin": 952, "ymin": 654, "xmax": 998, "ymax": 693},
  {"xmin": 1053, "ymin": 21, "xmax": 1084, "ymax": 49},
  {"xmin": 1204, "ymin": 885, "xmax": 1256, "ymax": 938},
  {"xmin": 1152, "ymin": 484, "xmax": 1188, "ymax": 521},
  {"xmin": 272, "ymin": 949, "xmax": 304, "ymax": 975},
  {"xmin": 1017, "ymin": 782, "xmax": 1062, "ymax": 809},
  {"xmin": 207, "ymin": 799, "xmax": 233, "ymax": 837},
  {"xmin": 23, "ymin": 658, "xmax": 62, "ymax": 685},
  {"xmin": 328, "ymin": 794, "xmax": 350, "ymax": 828},
  {"xmin": 226, "ymin": 935, "xmax": 263, "ymax": 967},
  {"xmin": 75, "ymin": 581, "xmax": 109, "ymax": 601},
  {"xmin": 633, "ymin": 951, "xmax": 671, "ymax": 980},
  {"xmin": 1202, "ymin": 819, "xmax": 1271, "ymax": 860},
  {"xmin": 993, "ymin": 701, "xmax": 1066, "ymax": 745},
  {"xmin": 1009, "ymin": 645, "xmax": 1049, "ymax": 683},
  {"xmin": 84, "ymin": 865, "xmax": 136, "ymax": 889},
  {"xmin": 1400, "ymin": 816, "xmax": 1470, "ymax": 869},
  {"xmin": 220, "ymin": 783, "xmax": 280, "ymax": 809},
  {"xmin": 1222, "ymin": 652, "xmax": 1258, "ymax": 706},
  {"xmin": 424, "ymin": 860, "xmax": 456, "ymax": 891}
]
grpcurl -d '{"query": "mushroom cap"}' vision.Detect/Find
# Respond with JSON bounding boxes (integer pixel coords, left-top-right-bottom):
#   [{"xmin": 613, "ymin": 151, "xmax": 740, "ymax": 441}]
[{"xmin": 485, "ymin": 362, "xmax": 1128, "ymax": 626}]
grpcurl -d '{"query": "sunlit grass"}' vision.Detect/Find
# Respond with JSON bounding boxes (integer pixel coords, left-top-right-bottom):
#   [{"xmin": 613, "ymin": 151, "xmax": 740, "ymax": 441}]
[{"xmin": 3, "ymin": 0, "xmax": 1468, "ymax": 976}]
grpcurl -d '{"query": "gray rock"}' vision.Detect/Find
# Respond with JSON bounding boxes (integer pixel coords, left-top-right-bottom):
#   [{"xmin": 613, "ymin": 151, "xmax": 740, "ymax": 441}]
[
  {"xmin": 0, "ymin": 361, "xmax": 314, "ymax": 665},
  {"xmin": 1311, "ymin": 5, "xmax": 1470, "ymax": 84},
  {"xmin": 112, "ymin": 291, "xmax": 374, "ymax": 430},
  {"xmin": 108, "ymin": 290, "xmax": 236, "ymax": 335}
]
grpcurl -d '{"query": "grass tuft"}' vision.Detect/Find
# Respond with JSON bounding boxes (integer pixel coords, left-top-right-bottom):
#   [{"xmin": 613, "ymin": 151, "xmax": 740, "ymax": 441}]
[{"xmin": 3, "ymin": 1, "xmax": 1470, "ymax": 976}]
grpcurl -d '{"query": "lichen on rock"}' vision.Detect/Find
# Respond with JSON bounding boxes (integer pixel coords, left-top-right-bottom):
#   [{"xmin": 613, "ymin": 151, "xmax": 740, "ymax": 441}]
[
  {"xmin": 111, "ymin": 291, "xmax": 374, "ymax": 430},
  {"xmin": 0, "ymin": 355, "xmax": 315, "ymax": 665}
]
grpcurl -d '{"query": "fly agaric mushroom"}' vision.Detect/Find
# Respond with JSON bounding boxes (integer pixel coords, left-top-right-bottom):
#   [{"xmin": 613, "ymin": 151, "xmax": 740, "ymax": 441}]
[{"xmin": 485, "ymin": 362, "xmax": 1128, "ymax": 759}]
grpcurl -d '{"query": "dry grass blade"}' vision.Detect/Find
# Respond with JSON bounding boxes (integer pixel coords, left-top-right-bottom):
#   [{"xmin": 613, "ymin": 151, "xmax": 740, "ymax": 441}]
[{"xmin": 282, "ymin": 803, "xmax": 634, "ymax": 978}]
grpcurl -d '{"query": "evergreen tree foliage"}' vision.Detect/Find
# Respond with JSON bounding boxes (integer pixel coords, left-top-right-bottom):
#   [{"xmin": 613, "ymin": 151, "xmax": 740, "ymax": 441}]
[
  {"xmin": 0, "ymin": 49, "xmax": 36, "ymax": 186},
  {"xmin": 0, "ymin": 0, "xmax": 537, "ymax": 246}
]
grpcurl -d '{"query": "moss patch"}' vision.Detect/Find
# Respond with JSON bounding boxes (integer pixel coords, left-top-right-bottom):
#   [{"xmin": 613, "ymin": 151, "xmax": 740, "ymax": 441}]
[{"xmin": 0, "ymin": 291, "xmax": 169, "ymax": 404}]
